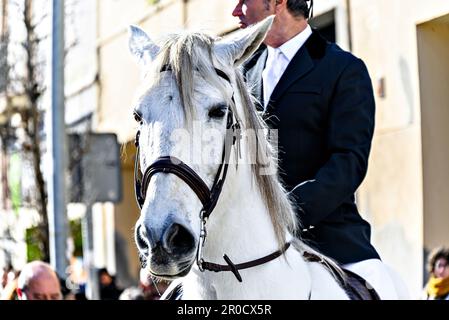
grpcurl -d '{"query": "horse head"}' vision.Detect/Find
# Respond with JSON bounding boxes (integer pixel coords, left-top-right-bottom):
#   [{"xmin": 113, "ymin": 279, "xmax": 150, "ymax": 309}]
[{"xmin": 128, "ymin": 17, "xmax": 274, "ymax": 280}]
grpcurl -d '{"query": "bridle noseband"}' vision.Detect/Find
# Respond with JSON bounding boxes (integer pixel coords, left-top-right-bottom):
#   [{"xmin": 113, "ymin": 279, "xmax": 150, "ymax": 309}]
[{"xmin": 134, "ymin": 65, "xmax": 290, "ymax": 282}]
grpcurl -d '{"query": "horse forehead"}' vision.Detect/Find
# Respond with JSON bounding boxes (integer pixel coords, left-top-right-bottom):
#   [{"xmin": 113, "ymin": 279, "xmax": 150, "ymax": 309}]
[
  {"xmin": 137, "ymin": 72, "xmax": 230, "ymax": 115},
  {"xmin": 134, "ymin": 76, "xmax": 176, "ymax": 118},
  {"xmin": 138, "ymin": 74, "xmax": 177, "ymax": 100}
]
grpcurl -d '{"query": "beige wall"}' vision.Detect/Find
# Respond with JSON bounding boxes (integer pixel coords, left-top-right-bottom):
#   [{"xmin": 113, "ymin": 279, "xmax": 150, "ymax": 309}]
[
  {"xmin": 351, "ymin": 0, "xmax": 449, "ymax": 296},
  {"xmin": 185, "ymin": 0, "xmax": 236, "ymax": 33},
  {"xmin": 97, "ymin": 0, "xmax": 184, "ymax": 143},
  {"xmin": 97, "ymin": 0, "xmax": 237, "ymax": 143},
  {"xmin": 417, "ymin": 16, "xmax": 449, "ymax": 252},
  {"xmin": 98, "ymin": 0, "xmax": 151, "ymax": 41}
]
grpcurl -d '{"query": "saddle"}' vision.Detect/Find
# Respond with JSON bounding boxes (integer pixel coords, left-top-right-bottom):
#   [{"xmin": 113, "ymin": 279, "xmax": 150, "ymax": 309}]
[
  {"xmin": 302, "ymin": 251, "xmax": 381, "ymax": 300},
  {"xmin": 341, "ymin": 268, "xmax": 381, "ymax": 300}
]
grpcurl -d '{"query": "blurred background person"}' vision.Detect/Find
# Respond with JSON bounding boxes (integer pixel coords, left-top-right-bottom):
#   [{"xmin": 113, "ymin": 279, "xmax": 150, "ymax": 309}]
[
  {"xmin": 98, "ymin": 268, "xmax": 123, "ymax": 300},
  {"xmin": 64, "ymin": 256, "xmax": 87, "ymax": 300},
  {"xmin": 16, "ymin": 261, "xmax": 62, "ymax": 300},
  {"xmin": 1, "ymin": 265, "xmax": 19, "ymax": 300},
  {"xmin": 423, "ymin": 247, "xmax": 449, "ymax": 300},
  {"xmin": 1, "ymin": 264, "xmax": 14, "ymax": 292},
  {"xmin": 1, "ymin": 264, "xmax": 12, "ymax": 291}
]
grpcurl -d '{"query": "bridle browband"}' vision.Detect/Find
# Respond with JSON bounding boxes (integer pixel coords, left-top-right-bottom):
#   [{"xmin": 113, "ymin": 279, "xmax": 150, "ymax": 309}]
[{"xmin": 134, "ymin": 65, "xmax": 290, "ymax": 282}]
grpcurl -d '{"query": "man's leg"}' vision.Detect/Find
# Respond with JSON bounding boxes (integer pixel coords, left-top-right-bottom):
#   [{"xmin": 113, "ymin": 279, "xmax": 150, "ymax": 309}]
[{"xmin": 342, "ymin": 259, "xmax": 399, "ymax": 300}]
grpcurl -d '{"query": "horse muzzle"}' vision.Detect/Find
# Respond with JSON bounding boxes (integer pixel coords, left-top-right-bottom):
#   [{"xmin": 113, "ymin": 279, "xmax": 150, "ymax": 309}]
[{"xmin": 135, "ymin": 221, "xmax": 197, "ymax": 278}]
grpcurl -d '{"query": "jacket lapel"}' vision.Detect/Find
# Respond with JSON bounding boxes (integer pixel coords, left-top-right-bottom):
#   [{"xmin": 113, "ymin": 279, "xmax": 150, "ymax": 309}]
[
  {"xmin": 265, "ymin": 45, "xmax": 314, "ymax": 114},
  {"xmin": 243, "ymin": 29, "xmax": 327, "ymax": 115},
  {"xmin": 265, "ymin": 29, "xmax": 328, "ymax": 115}
]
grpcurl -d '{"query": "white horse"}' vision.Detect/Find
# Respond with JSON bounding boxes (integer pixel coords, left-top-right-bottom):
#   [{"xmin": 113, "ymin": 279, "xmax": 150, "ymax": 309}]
[{"xmin": 128, "ymin": 17, "xmax": 403, "ymax": 300}]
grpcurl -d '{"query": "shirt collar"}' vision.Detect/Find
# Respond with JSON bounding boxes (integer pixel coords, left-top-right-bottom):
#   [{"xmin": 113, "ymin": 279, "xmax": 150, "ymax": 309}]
[{"xmin": 272, "ymin": 24, "xmax": 313, "ymax": 62}]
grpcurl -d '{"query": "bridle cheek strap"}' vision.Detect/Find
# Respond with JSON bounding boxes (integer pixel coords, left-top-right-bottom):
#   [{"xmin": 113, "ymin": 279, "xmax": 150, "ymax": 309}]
[{"xmin": 134, "ymin": 109, "xmax": 238, "ymax": 216}]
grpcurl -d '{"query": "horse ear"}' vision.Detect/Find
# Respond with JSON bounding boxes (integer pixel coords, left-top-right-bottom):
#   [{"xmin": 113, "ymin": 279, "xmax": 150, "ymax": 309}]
[
  {"xmin": 128, "ymin": 25, "xmax": 160, "ymax": 67},
  {"xmin": 214, "ymin": 15, "xmax": 274, "ymax": 66}
]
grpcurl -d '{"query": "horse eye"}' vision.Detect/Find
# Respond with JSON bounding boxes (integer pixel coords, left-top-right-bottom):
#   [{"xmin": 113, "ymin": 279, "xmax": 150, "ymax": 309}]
[
  {"xmin": 133, "ymin": 111, "xmax": 142, "ymax": 123},
  {"xmin": 208, "ymin": 105, "xmax": 227, "ymax": 119}
]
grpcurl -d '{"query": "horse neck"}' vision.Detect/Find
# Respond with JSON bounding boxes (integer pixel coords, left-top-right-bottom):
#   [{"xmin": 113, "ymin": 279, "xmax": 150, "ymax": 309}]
[
  {"xmin": 183, "ymin": 113, "xmax": 319, "ymax": 298},
  {"xmin": 187, "ymin": 163, "xmax": 314, "ymax": 299}
]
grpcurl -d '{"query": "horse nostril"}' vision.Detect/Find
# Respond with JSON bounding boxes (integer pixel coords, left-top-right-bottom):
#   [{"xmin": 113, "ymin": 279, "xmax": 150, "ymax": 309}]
[
  {"xmin": 163, "ymin": 223, "xmax": 195, "ymax": 254},
  {"xmin": 135, "ymin": 224, "xmax": 149, "ymax": 251}
]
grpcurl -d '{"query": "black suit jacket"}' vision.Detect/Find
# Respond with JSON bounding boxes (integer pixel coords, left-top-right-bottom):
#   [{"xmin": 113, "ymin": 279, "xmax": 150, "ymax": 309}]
[{"xmin": 243, "ymin": 30, "xmax": 380, "ymax": 264}]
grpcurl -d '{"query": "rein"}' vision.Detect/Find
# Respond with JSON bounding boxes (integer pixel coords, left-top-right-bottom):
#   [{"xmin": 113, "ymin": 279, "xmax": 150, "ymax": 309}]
[{"xmin": 134, "ymin": 65, "xmax": 290, "ymax": 282}]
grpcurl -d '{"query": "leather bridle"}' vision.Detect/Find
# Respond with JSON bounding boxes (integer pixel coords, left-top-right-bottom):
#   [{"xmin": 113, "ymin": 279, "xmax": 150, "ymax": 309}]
[{"xmin": 134, "ymin": 65, "xmax": 290, "ymax": 282}]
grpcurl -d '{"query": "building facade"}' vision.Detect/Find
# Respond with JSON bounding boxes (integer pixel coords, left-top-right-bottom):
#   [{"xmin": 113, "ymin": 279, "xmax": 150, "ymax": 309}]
[{"xmin": 1, "ymin": 0, "xmax": 448, "ymax": 298}]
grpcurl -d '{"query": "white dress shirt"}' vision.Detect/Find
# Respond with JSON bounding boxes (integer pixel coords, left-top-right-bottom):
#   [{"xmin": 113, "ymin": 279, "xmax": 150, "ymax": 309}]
[{"xmin": 262, "ymin": 25, "xmax": 313, "ymax": 109}]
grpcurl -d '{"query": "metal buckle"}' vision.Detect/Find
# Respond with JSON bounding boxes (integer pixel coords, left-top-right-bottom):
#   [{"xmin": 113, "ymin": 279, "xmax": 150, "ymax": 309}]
[{"xmin": 196, "ymin": 210, "xmax": 208, "ymax": 272}]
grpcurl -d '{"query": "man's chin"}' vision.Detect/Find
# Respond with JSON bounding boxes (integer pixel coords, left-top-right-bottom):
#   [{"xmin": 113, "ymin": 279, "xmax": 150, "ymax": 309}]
[{"xmin": 238, "ymin": 22, "xmax": 248, "ymax": 29}]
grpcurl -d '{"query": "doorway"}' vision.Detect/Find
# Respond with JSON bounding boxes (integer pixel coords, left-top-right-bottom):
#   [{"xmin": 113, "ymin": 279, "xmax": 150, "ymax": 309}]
[
  {"xmin": 417, "ymin": 14, "xmax": 449, "ymax": 261},
  {"xmin": 310, "ymin": 9, "xmax": 336, "ymax": 43}
]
